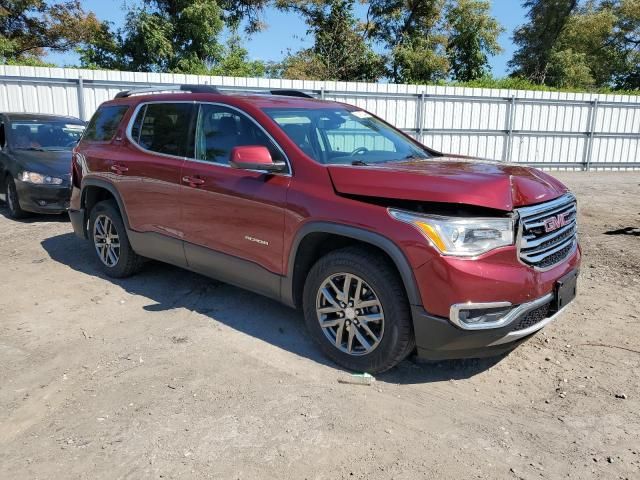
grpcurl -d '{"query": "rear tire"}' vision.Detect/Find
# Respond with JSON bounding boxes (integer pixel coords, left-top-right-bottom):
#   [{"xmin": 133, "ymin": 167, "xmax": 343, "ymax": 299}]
[
  {"xmin": 88, "ymin": 200, "xmax": 143, "ymax": 278},
  {"xmin": 303, "ymin": 246, "xmax": 415, "ymax": 374},
  {"xmin": 5, "ymin": 176, "xmax": 29, "ymax": 219}
]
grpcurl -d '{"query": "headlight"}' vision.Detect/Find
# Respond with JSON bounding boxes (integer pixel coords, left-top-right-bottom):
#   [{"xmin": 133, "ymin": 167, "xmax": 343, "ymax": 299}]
[
  {"xmin": 389, "ymin": 209, "xmax": 515, "ymax": 257},
  {"xmin": 19, "ymin": 171, "xmax": 64, "ymax": 185}
]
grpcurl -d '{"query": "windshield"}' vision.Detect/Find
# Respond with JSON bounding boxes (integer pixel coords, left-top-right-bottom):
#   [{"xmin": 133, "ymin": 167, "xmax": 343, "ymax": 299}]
[
  {"xmin": 263, "ymin": 107, "xmax": 432, "ymax": 165},
  {"xmin": 10, "ymin": 120, "xmax": 85, "ymax": 150}
]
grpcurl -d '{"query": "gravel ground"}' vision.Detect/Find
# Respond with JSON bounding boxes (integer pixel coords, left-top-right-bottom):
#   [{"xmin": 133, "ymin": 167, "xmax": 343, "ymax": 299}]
[{"xmin": 0, "ymin": 171, "xmax": 639, "ymax": 480}]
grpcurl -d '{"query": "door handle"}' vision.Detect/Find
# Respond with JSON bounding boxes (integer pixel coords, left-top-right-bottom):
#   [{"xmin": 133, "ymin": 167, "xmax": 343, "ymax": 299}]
[
  {"xmin": 182, "ymin": 175, "xmax": 205, "ymax": 187},
  {"xmin": 110, "ymin": 164, "xmax": 129, "ymax": 174}
]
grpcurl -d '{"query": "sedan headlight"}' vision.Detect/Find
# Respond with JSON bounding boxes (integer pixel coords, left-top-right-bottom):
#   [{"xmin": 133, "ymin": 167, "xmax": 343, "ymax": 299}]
[
  {"xmin": 389, "ymin": 209, "xmax": 515, "ymax": 257},
  {"xmin": 19, "ymin": 171, "xmax": 64, "ymax": 185}
]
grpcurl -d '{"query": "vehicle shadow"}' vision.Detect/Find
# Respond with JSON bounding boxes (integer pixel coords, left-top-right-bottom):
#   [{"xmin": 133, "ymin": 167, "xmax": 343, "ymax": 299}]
[
  {"xmin": 0, "ymin": 203, "xmax": 70, "ymax": 223},
  {"xmin": 41, "ymin": 232, "xmax": 505, "ymax": 384},
  {"xmin": 604, "ymin": 226, "xmax": 640, "ymax": 236}
]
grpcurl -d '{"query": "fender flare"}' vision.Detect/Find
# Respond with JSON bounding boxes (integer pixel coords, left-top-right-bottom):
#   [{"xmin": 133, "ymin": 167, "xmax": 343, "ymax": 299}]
[
  {"xmin": 80, "ymin": 178, "xmax": 131, "ymax": 231},
  {"xmin": 282, "ymin": 222, "xmax": 422, "ymax": 308}
]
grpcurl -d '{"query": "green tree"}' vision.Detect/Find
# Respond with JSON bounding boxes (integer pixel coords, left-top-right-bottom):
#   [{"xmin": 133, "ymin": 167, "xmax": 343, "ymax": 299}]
[
  {"xmin": 445, "ymin": 0, "xmax": 503, "ymax": 82},
  {"xmin": 546, "ymin": 48, "xmax": 595, "ymax": 88},
  {"xmin": 80, "ymin": 0, "xmax": 224, "ymax": 73},
  {"xmin": 80, "ymin": 0, "xmax": 275, "ymax": 74},
  {"xmin": 602, "ymin": 0, "xmax": 639, "ymax": 89},
  {"xmin": 0, "ymin": 0, "xmax": 101, "ymax": 65},
  {"xmin": 210, "ymin": 28, "xmax": 266, "ymax": 77},
  {"xmin": 548, "ymin": 0, "xmax": 639, "ymax": 90},
  {"xmin": 368, "ymin": 0, "xmax": 449, "ymax": 83},
  {"xmin": 276, "ymin": 0, "xmax": 385, "ymax": 81},
  {"xmin": 509, "ymin": 0, "xmax": 579, "ymax": 84}
]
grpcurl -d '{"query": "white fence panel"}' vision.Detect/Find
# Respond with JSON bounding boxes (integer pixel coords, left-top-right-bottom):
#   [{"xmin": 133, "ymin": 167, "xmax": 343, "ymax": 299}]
[{"xmin": 0, "ymin": 65, "xmax": 638, "ymax": 170}]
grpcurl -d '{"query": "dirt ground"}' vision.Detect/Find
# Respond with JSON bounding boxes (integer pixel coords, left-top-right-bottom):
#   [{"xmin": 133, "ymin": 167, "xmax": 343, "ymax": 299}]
[{"xmin": 0, "ymin": 171, "xmax": 639, "ymax": 480}]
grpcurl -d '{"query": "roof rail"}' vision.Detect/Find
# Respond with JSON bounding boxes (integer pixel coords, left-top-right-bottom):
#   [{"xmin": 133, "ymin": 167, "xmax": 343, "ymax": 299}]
[
  {"xmin": 114, "ymin": 84, "xmax": 220, "ymax": 99},
  {"xmin": 268, "ymin": 89, "xmax": 316, "ymax": 99}
]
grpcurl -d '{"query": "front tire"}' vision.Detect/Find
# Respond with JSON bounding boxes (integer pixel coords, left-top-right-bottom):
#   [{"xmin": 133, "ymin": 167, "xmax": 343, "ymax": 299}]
[
  {"xmin": 303, "ymin": 246, "xmax": 415, "ymax": 373},
  {"xmin": 89, "ymin": 200, "xmax": 143, "ymax": 278},
  {"xmin": 5, "ymin": 176, "xmax": 29, "ymax": 219}
]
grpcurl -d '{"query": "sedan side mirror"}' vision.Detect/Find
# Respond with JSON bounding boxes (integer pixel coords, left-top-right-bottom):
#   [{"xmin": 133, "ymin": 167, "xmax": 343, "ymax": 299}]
[{"xmin": 230, "ymin": 146, "xmax": 287, "ymax": 173}]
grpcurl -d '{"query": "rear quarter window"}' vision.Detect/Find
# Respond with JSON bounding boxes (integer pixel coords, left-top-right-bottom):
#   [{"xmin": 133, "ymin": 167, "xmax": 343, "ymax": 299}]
[{"xmin": 83, "ymin": 105, "xmax": 129, "ymax": 142}]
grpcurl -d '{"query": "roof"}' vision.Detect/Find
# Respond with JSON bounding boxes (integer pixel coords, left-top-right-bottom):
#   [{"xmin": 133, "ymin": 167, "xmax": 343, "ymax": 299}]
[
  {"xmin": 107, "ymin": 92, "xmax": 352, "ymax": 111},
  {"xmin": 105, "ymin": 85, "xmax": 352, "ymax": 110},
  {"xmin": 4, "ymin": 112, "xmax": 84, "ymax": 123}
]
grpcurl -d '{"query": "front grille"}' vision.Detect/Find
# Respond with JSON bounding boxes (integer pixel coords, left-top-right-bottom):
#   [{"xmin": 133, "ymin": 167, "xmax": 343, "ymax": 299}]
[
  {"xmin": 513, "ymin": 302, "xmax": 551, "ymax": 331},
  {"xmin": 517, "ymin": 194, "xmax": 577, "ymax": 270}
]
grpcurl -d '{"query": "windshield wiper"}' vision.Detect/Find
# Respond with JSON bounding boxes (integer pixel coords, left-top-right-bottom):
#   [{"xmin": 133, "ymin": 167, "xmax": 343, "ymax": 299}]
[
  {"xmin": 16, "ymin": 147, "xmax": 45, "ymax": 151},
  {"xmin": 351, "ymin": 160, "xmax": 369, "ymax": 166}
]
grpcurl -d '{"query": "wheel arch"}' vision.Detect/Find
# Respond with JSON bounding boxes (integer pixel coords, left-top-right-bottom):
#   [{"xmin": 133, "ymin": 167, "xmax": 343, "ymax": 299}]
[
  {"xmin": 283, "ymin": 222, "xmax": 422, "ymax": 309},
  {"xmin": 80, "ymin": 179, "xmax": 130, "ymax": 236}
]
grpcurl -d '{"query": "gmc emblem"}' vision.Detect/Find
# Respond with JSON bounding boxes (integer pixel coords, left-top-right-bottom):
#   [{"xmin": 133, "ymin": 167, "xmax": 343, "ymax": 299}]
[{"xmin": 544, "ymin": 212, "xmax": 570, "ymax": 232}]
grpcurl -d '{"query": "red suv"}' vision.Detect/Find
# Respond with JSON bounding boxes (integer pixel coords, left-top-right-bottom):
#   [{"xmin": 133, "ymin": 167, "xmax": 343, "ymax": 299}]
[{"xmin": 69, "ymin": 85, "xmax": 580, "ymax": 373}]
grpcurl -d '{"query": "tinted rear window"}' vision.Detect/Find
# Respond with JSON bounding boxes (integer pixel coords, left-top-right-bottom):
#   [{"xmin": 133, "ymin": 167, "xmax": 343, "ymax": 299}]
[
  {"xmin": 83, "ymin": 105, "xmax": 129, "ymax": 142},
  {"xmin": 130, "ymin": 103, "xmax": 195, "ymax": 157}
]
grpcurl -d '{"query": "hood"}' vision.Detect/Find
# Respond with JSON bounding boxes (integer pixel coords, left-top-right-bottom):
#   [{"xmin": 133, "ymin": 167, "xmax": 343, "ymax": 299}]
[
  {"xmin": 9, "ymin": 149, "xmax": 73, "ymax": 178},
  {"xmin": 327, "ymin": 157, "xmax": 568, "ymax": 212}
]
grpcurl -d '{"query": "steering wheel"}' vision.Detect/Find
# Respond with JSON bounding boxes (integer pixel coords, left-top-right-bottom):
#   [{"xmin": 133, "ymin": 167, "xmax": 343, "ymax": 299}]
[{"xmin": 350, "ymin": 147, "xmax": 369, "ymax": 156}]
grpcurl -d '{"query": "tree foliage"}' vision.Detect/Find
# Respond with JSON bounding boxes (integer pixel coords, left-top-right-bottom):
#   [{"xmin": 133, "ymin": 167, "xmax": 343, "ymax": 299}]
[
  {"xmin": 511, "ymin": 0, "xmax": 639, "ymax": 90},
  {"xmin": 445, "ymin": 0, "xmax": 503, "ymax": 82},
  {"xmin": 0, "ymin": 0, "xmax": 101, "ymax": 64},
  {"xmin": 367, "ymin": 0, "xmax": 449, "ymax": 83},
  {"xmin": 275, "ymin": 0, "xmax": 385, "ymax": 81},
  {"xmin": 210, "ymin": 28, "xmax": 266, "ymax": 76},
  {"xmin": 79, "ymin": 0, "xmax": 224, "ymax": 73},
  {"xmin": 79, "ymin": 0, "xmax": 270, "ymax": 76},
  {"xmin": 509, "ymin": 0, "xmax": 579, "ymax": 84}
]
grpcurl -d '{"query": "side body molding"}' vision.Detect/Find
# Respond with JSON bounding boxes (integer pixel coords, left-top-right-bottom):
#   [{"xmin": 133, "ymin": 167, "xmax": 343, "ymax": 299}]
[{"xmin": 282, "ymin": 222, "xmax": 422, "ymax": 308}]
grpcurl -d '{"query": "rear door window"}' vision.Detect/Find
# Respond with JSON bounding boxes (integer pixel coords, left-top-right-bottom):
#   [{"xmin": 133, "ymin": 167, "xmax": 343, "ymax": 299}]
[
  {"xmin": 130, "ymin": 103, "xmax": 196, "ymax": 157},
  {"xmin": 83, "ymin": 105, "xmax": 129, "ymax": 142}
]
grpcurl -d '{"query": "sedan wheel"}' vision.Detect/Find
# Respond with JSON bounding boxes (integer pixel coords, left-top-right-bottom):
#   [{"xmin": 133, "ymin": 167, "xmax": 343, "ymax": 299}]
[{"xmin": 5, "ymin": 177, "xmax": 28, "ymax": 219}]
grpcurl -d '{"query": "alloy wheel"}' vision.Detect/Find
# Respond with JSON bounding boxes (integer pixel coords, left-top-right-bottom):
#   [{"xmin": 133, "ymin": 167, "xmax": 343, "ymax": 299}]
[
  {"xmin": 93, "ymin": 214, "xmax": 121, "ymax": 267},
  {"xmin": 315, "ymin": 273, "xmax": 385, "ymax": 356}
]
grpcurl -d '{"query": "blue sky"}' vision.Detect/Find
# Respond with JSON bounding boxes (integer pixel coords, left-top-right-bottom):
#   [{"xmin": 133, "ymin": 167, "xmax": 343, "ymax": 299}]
[{"xmin": 48, "ymin": 0, "xmax": 526, "ymax": 77}]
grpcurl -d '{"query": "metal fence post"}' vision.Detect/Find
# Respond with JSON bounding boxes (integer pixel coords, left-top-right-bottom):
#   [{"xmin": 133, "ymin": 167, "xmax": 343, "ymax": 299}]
[
  {"xmin": 502, "ymin": 96, "xmax": 516, "ymax": 162},
  {"xmin": 415, "ymin": 92, "xmax": 426, "ymax": 141},
  {"xmin": 77, "ymin": 75, "xmax": 86, "ymax": 121},
  {"xmin": 320, "ymin": 87, "xmax": 325, "ymax": 100},
  {"xmin": 583, "ymin": 99, "xmax": 599, "ymax": 171},
  {"xmin": 419, "ymin": 92, "xmax": 426, "ymax": 142}
]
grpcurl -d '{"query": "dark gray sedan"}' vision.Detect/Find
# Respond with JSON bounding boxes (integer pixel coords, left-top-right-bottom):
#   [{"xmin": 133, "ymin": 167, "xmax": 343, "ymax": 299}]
[{"xmin": 0, "ymin": 113, "xmax": 85, "ymax": 218}]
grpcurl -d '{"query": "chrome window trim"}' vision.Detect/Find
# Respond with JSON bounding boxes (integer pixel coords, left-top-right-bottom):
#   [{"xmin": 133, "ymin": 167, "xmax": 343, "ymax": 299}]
[
  {"xmin": 449, "ymin": 292, "xmax": 554, "ymax": 330},
  {"xmin": 125, "ymin": 100, "xmax": 292, "ymax": 176}
]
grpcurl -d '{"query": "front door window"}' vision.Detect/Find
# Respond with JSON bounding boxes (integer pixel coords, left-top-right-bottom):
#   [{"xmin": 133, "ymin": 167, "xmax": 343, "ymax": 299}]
[{"xmin": 194, "ymin": 104, "xmax": 285, "ymax": 167}]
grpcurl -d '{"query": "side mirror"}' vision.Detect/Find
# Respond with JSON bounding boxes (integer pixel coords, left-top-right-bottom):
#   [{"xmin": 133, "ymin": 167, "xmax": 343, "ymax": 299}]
[{"xmin": 230, "ymin": 146, "xmax": 286, "ymax": 173}]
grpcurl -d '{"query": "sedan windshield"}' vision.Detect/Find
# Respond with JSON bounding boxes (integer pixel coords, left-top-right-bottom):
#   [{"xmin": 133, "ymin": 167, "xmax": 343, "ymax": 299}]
[
  {"xmin": 263, "ymin": 107, "xmax": 432, "ymax": 165},
  {"xmin": 10, "ymin": 120, "xmax": 85, "ymax": 150}
]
